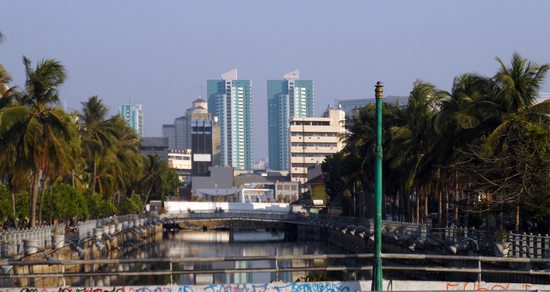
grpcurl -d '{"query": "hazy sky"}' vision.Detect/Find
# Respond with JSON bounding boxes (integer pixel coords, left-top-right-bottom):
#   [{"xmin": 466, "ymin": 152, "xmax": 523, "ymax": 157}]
[{"xmin": 2, "ymin": 1, "xmax": 549, "ymax": 161}]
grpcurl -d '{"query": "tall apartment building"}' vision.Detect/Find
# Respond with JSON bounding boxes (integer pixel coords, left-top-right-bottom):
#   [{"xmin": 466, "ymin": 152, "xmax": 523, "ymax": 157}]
[
  {"xmin": 119, "ymin": 104, "xmax": 144, "ymax": 137},
  {"xmin": 267, "ymin": 70, "xmax": 314, "ymax": 171},
  {"xmin": 207, "ymin": 69, "xmax": 252, "ymax": 170},
  {"xmin": 289, "ymin": 108, "xmax": 346, "ymax": 184}
]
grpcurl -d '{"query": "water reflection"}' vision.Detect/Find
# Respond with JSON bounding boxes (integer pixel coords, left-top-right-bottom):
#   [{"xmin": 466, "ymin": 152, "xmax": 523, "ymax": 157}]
[{"xmin": 107, "ymin": 230, "xmax": 350, "ymax": 285}]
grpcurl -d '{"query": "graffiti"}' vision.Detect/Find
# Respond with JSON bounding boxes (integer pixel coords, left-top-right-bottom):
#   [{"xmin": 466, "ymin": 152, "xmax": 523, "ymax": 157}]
[
  {"xmin": 203, "ymin": 283, "xmax": 268, "ymax": 292},
  {"xmin": 445, "ymin": 282, "xmax": 535, "ymax": 291},
  {"xmin": 0, "ymin": 281, "xmax": 547, "ymax": 292},
  {"xmin": 0, "ymin": 283, "xmax": 353, "ymax": 292},
  {"xmin": 268, "ymin": 282, "xmax": 350, "ymax": 292}
]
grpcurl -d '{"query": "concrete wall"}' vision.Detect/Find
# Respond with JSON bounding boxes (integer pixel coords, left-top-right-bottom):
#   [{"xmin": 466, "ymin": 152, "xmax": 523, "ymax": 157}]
[{"xmin": 6, "ymin": 281, "xmax": 550, "ymax": 291}]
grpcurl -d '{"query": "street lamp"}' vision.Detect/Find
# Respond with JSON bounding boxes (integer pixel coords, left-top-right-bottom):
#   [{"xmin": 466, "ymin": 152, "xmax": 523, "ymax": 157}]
[{"xmin": 372, "ymin": 81, "xmax": 384, "ymax": 291}]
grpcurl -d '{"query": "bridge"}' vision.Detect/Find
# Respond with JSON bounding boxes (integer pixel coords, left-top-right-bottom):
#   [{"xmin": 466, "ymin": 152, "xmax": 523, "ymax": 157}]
[
  {"xmin": 161, "ymin": 201, "xmax": 427, "ymax": 240},
  {"xmin": 161, "ymin": 202, "xmax": 550, "ymax": 260},
  {"xmin": 162, "ymin": 210, "xmax": 427, "ymax": 239}
]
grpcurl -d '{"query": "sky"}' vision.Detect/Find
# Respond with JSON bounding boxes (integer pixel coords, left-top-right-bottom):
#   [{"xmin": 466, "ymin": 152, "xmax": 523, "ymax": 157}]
[{"xmin": 1, "ymin": 0, "xmax": 549, "ymax": 162}]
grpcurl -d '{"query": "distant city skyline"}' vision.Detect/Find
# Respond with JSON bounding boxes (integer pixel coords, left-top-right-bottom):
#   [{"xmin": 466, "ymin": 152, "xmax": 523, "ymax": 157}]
[{"xmin": 2, "ymin": 1, "xmax": 549, "ymax": 161}]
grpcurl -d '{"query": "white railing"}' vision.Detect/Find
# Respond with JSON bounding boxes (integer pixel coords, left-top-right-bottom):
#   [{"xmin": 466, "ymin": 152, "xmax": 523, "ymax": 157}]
[{"xmin": 0, "ymin": 224, "xmax": 64, "ymax": 257}]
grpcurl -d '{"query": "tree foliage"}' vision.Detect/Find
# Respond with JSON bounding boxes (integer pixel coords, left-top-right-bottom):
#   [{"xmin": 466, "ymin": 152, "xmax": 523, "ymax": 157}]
[
  {"xmin": 0, "ymin": 57, "xmax": 178, "ymax": 226},
  {"xmin": 323, "ymin": 53, "xmax": 550, "ymax": 233}
]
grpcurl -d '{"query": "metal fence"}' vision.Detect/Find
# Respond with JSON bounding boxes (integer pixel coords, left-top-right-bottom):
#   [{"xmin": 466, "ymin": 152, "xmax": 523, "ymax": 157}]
[
  {"xmin": 0, "ymin": 253, "xmax": 548, "ymax": 286},
  {"xmin": 429, "ymin": 227, "xmax": 550, "ymax": 259}
]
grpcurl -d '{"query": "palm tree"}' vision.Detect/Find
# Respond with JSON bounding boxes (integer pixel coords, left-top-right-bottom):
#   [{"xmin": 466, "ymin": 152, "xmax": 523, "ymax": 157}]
[
  {"xmin": 0, "ymin": 65, "xmax": 11, "ymax": 97},
  {"xmin": 495, "ymin": 52, "xmax": 549, "ymax": 113},
  {"xmin": 79, "ymin": 96, "xmax": 116, "ymax": 194},
  {"xmin": 106, "ymin": 115, "xmax": 142, "ymax": 202},
  {"xmin": 140, "ymin": 155, "xmax": 166, "ymax": 208},
  {"xmin": 0, "ymin": 57, "xmax": 78, "ymax": 227},
  {"xmin": 388, "ymin": 81, "xmax": 441, "ymax": 223},
  {"xmin": 476, "ymin": 54, "xmax": 550, "ymax": 231},
  {"xmin": 432, "ymin": 74, "xmax": 497, "ymax": 226}
]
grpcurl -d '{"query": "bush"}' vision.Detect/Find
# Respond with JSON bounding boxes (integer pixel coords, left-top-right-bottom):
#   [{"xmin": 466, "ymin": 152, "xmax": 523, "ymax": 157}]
[
  {"xmin": 44, "ymin": 184, "xmax": 89, "ymax": 222},
  {"xmin": 85, "ymin": 190, "xmax": 117, "ymax": 218},
  {"xmin": 121, "ymin": 193, "xmax": 144, "ymax": 214}
]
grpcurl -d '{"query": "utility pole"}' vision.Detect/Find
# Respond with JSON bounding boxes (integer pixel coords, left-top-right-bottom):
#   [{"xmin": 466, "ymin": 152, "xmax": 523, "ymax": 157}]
[{"xmin": 372, "ymin": 81, "xmax": 384, "ymax": 291}]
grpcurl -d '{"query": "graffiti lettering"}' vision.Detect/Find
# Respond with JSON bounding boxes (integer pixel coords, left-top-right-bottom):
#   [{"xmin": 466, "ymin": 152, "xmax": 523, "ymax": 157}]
[
  {"xmin": 445, "ymin": 282, "xmax": 535, "ymax": 291},
  {"xmin": 2, "ymin": 281, "xmax": 548, "ymax": 292}
]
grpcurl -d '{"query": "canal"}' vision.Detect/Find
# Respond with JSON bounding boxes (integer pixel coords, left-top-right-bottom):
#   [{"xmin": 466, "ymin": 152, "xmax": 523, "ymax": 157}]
[{"xmin": 89, "ymin": 229, "xmax": 352, "ymax": 286}]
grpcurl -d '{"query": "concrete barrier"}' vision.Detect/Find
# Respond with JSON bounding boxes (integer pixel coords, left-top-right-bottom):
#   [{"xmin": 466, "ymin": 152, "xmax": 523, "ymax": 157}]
[{"xmin": 4, "ymin": 281, "xmax": 550, "ymax": 291}]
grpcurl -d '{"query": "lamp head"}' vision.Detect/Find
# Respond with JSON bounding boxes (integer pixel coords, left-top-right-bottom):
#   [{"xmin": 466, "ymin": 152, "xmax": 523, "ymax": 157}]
[{"xmin": 375, "ymin": 81, "xmax": 384, "ymax": 99}]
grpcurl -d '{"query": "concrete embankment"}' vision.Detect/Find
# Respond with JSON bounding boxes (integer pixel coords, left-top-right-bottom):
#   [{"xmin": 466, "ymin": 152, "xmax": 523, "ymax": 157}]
[{"xmin": 0, "ymin": 222, "xmax": 162, "ymax": 287}]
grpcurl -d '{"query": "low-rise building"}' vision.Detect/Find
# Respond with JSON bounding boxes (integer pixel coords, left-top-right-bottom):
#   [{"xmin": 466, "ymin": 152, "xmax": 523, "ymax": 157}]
[
  {"xmin": 289, "ymin": 108, "xmax": 346, "ymax": 184},
  {"xmin": 140, "ymin": 137, "xmax": 169, "ymax": 161},
  {"xmin": 168, "ymin": 149, "xmax": 192, "ymax": 183}
]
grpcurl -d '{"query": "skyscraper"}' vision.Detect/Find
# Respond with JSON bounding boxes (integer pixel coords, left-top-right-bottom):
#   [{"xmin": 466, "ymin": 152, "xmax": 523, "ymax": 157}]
[
  {"xmin": 267, "ymin": 70, "xmax": 314, "ymax": 170},
  {"xmin": 119, "ymin": 104, "xmax": 144, "ymax": 137},
  {"xmin": 207, "ymin": 69, "xmax": 252, "ymax": 170}
]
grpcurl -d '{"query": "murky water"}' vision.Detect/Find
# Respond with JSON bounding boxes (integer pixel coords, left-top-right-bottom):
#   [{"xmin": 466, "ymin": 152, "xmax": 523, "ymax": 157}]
[{"xmin": 101, "ymin": 230, "xmax": 351, "ymax": 285}]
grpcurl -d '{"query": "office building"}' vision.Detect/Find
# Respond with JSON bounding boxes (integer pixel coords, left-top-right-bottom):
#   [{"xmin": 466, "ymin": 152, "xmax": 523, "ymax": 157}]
[
  {"xmin": 186, "ymin": 98, "xmax": 210, "ymax": 150},
  {"xmin": 191, "ymin": 117, "xmax": 221, "ymax": 176},
  {"xmin": 207, "ymin": 69, "xmax": 252, "ymax": 170},
  {"xmin": 162, "ymin": 98, "xmax": 211, "ymax": 151},
  {"xmin": 162, "ymin": 124, "xmax": 176, "ymax": 149},
  {"xmin": 267, "ymin": 70, "xmax": 314, "ymax": 171},
  {"xmin": 119, "ymin": 104, "xmax": 144, "ymax": 137},
  {"xmin": 140, "ymin": 137, "xmax": 169, "ymax": 160},
  {"xmin": 289, "ymin": 108, "xmax": 346, "ymax": 184}
]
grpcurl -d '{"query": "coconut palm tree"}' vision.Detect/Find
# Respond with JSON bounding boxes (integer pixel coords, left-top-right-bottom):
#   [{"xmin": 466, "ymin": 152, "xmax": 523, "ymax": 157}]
[
  {"xmin": 0, "ymin": 57, "xmax": 79, "ymax": 227},
  {"xmin": 106, "ymin": 115, "xmax": 142, "ymax": 202},
  {"xmin": 388, "ymin": 81, "xmax": 441, "ymax": 223},
  {"xmin": 140, "ymin": 155, "xmax": 166, "ymax": 207},
  {"xmin": 79, "ymin": 96, "xmax": 116, "ymax": 194},
  {"xmin": 473, "ymin": 54, "xmax": 550, "ymax": 231},
  {"xmin": 495, "ymin": 52, "xmax": 549, "ymax": 113}
]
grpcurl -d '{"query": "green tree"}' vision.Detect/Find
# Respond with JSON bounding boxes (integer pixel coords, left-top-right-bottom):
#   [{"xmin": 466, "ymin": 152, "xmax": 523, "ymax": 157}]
[
  {"xmin": 0, "ymin": 57, "xmax": 79, "ymax": 227},
  {"xmin": 495, "ymin": 52, "xmax": 549, "ymax": 113},
  {"xmin": 79, "ymin": 96, "xmax": 116, "ymax": 195},
  {"xmin": 140, "ymin": 154, "xmax": 177, "ymax": 206},
  {"xmin": 43, "ymin": 183, "xmax": 88, "ymax": 223}
]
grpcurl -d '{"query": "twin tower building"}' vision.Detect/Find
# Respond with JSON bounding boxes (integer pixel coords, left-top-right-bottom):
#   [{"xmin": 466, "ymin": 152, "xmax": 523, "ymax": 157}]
[
  {"xmin": 164, "ymin": 69, "xmax": 344, "ymax": 182},
  {"xmin": 206, "ymin": 69, "xmax": 315, "ymax": 171}
]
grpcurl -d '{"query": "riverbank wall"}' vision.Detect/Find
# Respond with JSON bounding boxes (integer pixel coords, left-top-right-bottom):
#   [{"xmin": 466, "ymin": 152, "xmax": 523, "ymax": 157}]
[{"xmin": 0, "ymin": 221, "xmax": 162, "ymax": 287}]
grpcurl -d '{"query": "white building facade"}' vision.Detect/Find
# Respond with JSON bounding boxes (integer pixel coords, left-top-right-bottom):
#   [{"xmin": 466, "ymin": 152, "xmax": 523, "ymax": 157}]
[{"xmin": 289, "ymin": 108, "xmax": 346, "ymax": 184}]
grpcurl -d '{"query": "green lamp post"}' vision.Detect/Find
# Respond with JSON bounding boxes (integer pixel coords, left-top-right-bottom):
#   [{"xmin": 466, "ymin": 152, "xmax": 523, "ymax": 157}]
[{"xmin": 372, "ymin": 81, "xmax": 384, "ymax": 291}]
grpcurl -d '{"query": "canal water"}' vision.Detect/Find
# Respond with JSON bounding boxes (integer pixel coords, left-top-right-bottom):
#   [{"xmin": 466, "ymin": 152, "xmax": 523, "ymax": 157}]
[{"xmin": 97, "ymin": 230, "xmax": 352, "ymax": 286}]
